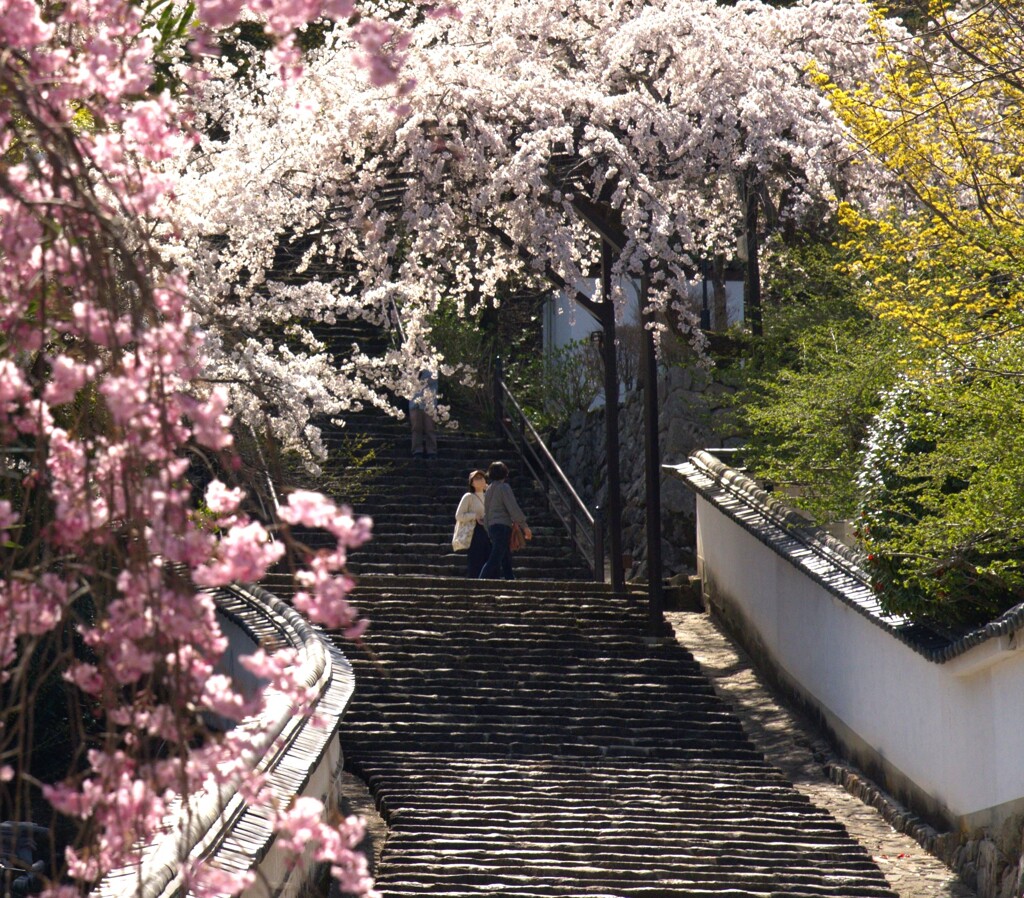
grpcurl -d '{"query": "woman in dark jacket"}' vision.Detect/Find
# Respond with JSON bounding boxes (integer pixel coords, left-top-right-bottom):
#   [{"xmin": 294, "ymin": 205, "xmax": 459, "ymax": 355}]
[{"xmin": 479, "ymin": 461, "xmax": 531, "ymax": 580}]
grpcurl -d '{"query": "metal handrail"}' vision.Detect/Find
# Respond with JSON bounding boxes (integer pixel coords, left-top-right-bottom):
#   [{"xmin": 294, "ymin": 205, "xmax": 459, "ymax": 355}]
[
  {"xmin": 496, "ymin": 375, "xmax": 605, "ymax": 582},
  {"xmin": 387, "ymin": 296, "xmax": 406, "ymax": 347},
  {"xmin": 501, "ymin": 384, "xmax": 593, "ymax": 525}
]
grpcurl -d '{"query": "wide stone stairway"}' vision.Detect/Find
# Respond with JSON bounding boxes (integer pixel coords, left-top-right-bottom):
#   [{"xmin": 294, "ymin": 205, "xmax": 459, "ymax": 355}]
[
  {"xmin": 284, "ymin": 317, "xmax": 901, "ymax": 896},
  {"xmin": 326, "ymin": 410, "xmax": 592, "ymax": 581},
  {"xmin": 336, "ymin": 576, "xmax": 899, "ymax": 897}
]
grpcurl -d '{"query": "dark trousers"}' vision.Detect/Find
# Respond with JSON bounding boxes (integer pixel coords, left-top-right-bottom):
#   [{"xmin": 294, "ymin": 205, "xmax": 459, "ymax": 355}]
[
  {"xmin": 479, "ymin": 523, "xmax": 514, "ymax": 580},
  {"xmin": 466, "ymin": 523, "xmax": 492, "ymax": 578}
]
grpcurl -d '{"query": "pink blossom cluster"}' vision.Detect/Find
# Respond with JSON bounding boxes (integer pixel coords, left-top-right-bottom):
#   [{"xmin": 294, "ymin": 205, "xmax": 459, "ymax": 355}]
[
  {"xmin": 0, "ymin": 0, "xmax": 445, "ymax": 893},
  {"xmin": 279, "ymin": 491, "xmax": 372, "ymax": 634},
  {"xmin": 275, "ymin": 797, "xmax": 379, "ymax": 897}
]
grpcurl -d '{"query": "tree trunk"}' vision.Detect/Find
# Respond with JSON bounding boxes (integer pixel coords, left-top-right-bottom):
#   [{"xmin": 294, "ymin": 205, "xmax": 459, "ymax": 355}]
[
  {"xmin": 744, "ymin": 175, "xmax": 763, "ymax": 337},
  {"xmin": 600, "ymin": 240, "xmax": 625, "ymax": 592},
  {"xmin": 712, "ymin": 254, "xmax": 729, "ymax": 331},
  {"xmin": 639, "ymin": 275, "xmax": 664, "ymax": 628}
]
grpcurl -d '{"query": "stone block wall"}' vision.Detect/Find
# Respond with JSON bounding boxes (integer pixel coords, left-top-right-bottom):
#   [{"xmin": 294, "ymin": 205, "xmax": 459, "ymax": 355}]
[{"xmin": 550, "ymin": 362, "xmax": 738, "ymax": 581}]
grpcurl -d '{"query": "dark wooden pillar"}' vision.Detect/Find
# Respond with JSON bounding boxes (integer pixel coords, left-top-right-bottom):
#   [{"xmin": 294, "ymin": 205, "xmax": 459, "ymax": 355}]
[
  {"xmin": 600, "ymin": 240, "xmax": 625, "ymax": 592},
  {"xmin": 493, "ymin": 355, "xmax": 505, "ymax": 439},
  {"xmin": 639, "ymin": 276, "xmax": 664, "ymax": 628},
  {"xmin": 744, "ymin": 174, "xmax": 763, "ymax": 338}
]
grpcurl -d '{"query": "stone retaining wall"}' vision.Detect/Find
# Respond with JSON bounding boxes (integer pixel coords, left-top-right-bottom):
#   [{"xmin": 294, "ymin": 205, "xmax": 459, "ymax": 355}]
[{"xmin": 550, "ymin": 362, "xmax": 737, "ymax": 580}]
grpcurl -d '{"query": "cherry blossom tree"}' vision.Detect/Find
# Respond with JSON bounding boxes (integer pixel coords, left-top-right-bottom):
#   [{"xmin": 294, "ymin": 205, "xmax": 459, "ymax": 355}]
[
  {"xmin": 0, "ymin": 0, "xmax": 908, "ymax": 891},
  {"xmin": 0, "ymin": 0, "xmax": 438, "ymax": 894},
  {"xmin": 176, "ymin": 0, "xmax": 894, "ymax": 378}
]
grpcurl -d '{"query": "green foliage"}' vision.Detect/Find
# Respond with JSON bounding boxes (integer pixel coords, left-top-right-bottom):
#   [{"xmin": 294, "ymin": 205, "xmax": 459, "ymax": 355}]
[
  {"xmin": 277, "ymin": 433, "xmax": 386, "ymax": 506},
  {"xmin": 731, "ymin": 237, "xmax": 902, "ymax": 523},
  {"xmin": 734, "ymin": 234, "xmax": 1024, "ymax": 629},
  {"xmin": 508, "ymin": 338, "xmax": 602, "ymax": 432},
  {"xmin": 137, "ymin": 0, "xmax": 198, "ymax": 95},
  {"xmin": 425, "ymin": 291, "xmax": 541, "ymax": 425},
  {"xmin": 426, "ymin": 300, "xmax": 496, "ymax": 422},
  {"xmin": 857, "ymin": 337, "xmax": 1024, "ymax": 627}
]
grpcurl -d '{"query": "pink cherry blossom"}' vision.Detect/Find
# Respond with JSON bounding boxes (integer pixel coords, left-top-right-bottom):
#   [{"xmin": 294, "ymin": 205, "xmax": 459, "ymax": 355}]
[
  {"xmin": 0, "ymin": 499, "xmax": 17, "ymax": 542},
  {"xmin": 206, "ymin": 480, "xmax": 246, "ymax": 515},
  {"xmin": 193, "ymin": 520, "xmax": 286, "ymax": 586},
  {"xmin": 274, "ymin": 797, "xmax": 378, "ymax": 897},
  {"xmin": 0, "ymin": 0, "xmax": 413, "ymax": 891},
  {"xmin": 184, "ymin": 862, "xmax": 257, "ymax": 898}
]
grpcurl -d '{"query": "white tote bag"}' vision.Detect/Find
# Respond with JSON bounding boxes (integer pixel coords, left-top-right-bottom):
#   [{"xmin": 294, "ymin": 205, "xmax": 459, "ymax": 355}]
[{"xmin": 452, "ymin": 519, "xmax": 474, "ymax": 552}]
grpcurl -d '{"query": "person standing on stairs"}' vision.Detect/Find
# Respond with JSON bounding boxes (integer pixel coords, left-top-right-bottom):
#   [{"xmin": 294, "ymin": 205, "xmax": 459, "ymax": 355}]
[
  {"xmin": 409, "ymin": 368, "xmax": 437, "ymax": 459},
  {"xmin": 479, "ymin": 461, "xmax": 531, "ymax": 580},
  {"xmin": 452, "ymin": 470, "xmax": 492, "ymax": 578}
]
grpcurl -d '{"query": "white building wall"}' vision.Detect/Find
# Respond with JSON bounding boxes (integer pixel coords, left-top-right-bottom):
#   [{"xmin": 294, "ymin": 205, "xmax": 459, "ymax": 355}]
[
  {"xmin": 542, "ymin": 278, "xmax": 641, "ymax": 355},
  {"xmin": 544, "ymin": 276, "xmax": 745, "ymax": 356},
  {"xmin": 686, "ymin": 279, "xmax": 745, "ymax": 328},
  {"xmin": 695, "ymin": 493, "xmax": 1024, "ymax": 830}
]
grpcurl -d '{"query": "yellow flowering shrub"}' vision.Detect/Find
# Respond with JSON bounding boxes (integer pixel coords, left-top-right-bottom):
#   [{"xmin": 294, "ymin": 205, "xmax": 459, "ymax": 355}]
[
  {"xmin": 815, "ymin": 2, "xmax": 1024, "ymax": 345},
  {"xmin": 739, "ymin": 2, "xmax": 1024, "ymax": 627}
]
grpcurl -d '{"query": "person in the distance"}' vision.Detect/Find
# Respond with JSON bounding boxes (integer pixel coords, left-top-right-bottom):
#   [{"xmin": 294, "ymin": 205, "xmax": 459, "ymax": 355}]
[
  {"xmin": 452, "ymin": 469, "xmax": 491, "ymax": 578},
  {"xmin": 479, "ymin": 461, "xmax": 531, "ymax": 580}
]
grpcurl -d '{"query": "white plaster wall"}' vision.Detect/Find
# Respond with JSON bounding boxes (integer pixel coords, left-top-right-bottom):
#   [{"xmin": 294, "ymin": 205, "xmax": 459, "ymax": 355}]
[
  {"xmin": 544, "ymin": 276, "xmax": 744, "ymax": 355},
  {"xmin": 696, "ymin": 494, "xmax": 1024, "ymax": 828},
  {"xmin": 542, "ymin": 278, "xmax": 641, "ymax": 354},
  {"xmin": 685, "ymin": 278, "xmax": 745, "ymax": 327}
]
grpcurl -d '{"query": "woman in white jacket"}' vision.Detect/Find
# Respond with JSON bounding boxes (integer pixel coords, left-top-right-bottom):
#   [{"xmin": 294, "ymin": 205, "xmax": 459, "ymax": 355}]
[{"xmin": 452, "ymin": 470, "xmax": 491, "ymax": 577}]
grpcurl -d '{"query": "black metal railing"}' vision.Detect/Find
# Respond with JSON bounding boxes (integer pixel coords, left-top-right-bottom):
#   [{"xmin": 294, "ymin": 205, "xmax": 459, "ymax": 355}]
[
  {"xmin": 387, "ymin": 296, "xmax": 406, "ymax": 348},
  {"xmin": 494, "ymin": 361, "xmax": 605, "ymax": 582}
]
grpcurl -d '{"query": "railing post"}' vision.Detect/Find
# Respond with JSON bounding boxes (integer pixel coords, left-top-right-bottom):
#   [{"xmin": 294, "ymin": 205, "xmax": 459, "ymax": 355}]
[
  {"xmin": 593, "ymin": 505, "xmax": 605, "ymax": 584},
  {"xmin": 493, "ymin": 355, "xmax": 504, "ymax": 438}
]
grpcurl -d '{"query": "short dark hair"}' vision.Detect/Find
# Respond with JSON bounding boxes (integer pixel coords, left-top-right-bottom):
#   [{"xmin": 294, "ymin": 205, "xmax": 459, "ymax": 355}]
[
  {"xmin": 487, "ymin": 461, "xmax": 508, "ymax": 481},
  {"xmin": 468, "ymin": 469, "xmax": 487, "ymax": 489}
]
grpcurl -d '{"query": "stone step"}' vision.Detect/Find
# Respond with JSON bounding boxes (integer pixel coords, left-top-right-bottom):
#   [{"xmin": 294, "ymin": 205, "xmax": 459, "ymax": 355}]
[
  {"xmin": 347, "ymin": 493, "xmax": 563, "ymax": 508},
  {"xmin": 354, "ymin": 523, "xmax": 572, "ymax": 539},
  {"xmin": 324, "ymin": 431, "xmax": 510, "ymax": 450},
  {"xmin": 263, "ymin": 573, "xmax": 615, "ymax": 598},
  {"xmin": 347, "ymin": 564, "xmax": 594, "ymax": 580},
  {"xmin": 344, "ymin": 486, "xmax": 571, "ymax": 506},
  {"xmin": 343, "ymin": 517, "xmax": 571, "ymax": 532},
  {"xmin": 346, "ymin": 540, "xmax": 577, "ymax": 558},
  {"xmin": 330, "ymin": 577, "xmax": 898, "ymax": 898},
  {"xmin": 348, "ymin": 559, "xmax": 586, "ymax": 574},
  {"xmin": 349, "ymin": 537, "xmax": 579, "ymax": 552},
  {"xmin": 284, "ymin": 316, "xmax": 898, "ymax": 897},
  {"xmin": 323, "ymin": 423, "xmax": 506, "ymax": 443}
]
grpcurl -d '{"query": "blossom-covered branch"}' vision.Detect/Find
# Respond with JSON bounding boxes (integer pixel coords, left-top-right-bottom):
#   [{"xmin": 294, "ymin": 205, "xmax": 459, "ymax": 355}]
[{"xmin": 0, "ymin": 0, "xmax": 428, "ymax": 893}]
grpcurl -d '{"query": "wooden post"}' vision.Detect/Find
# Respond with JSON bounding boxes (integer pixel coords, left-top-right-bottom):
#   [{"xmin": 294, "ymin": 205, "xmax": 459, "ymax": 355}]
[
  {"xmin": 744, "ymin": 174, "xmax": 763, "ymax": 338},
  {"xmin": 639, "ymin": 275, "xmax": 664, "ymax": 629},
  {"xmin": 493, "ymin": 355, "xmax": 505, "ymax": 439},
  {"xmin": 600, "ymin": 240, "xmax": 625, "ymax": 593}
]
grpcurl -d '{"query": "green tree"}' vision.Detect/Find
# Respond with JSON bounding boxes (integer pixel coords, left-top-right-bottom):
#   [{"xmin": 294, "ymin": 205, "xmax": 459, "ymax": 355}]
[
  {"xmin": 732, "ymin": 236, "xmax": 902, "ymax": 525},
  {"xmin": 737, "ymin": 0, "xmax": 1024, "ymax": 627}
]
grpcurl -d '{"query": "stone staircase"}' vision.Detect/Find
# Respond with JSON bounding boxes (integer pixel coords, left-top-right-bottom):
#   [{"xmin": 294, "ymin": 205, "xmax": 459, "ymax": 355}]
[
  {"xmin": 277, "ymin": 314, "xmax": 901, "ymax": 897},
  {"xmin": 323, "ymin": 411, "xmax": 592, "ymax": 581},
  {"xmin": 302, "ymin": 315, "xmax": 593, "ymax": 581},
  {"xmin": 324, "ymin": 576, "xmax": 899, "ymax": 898}
]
